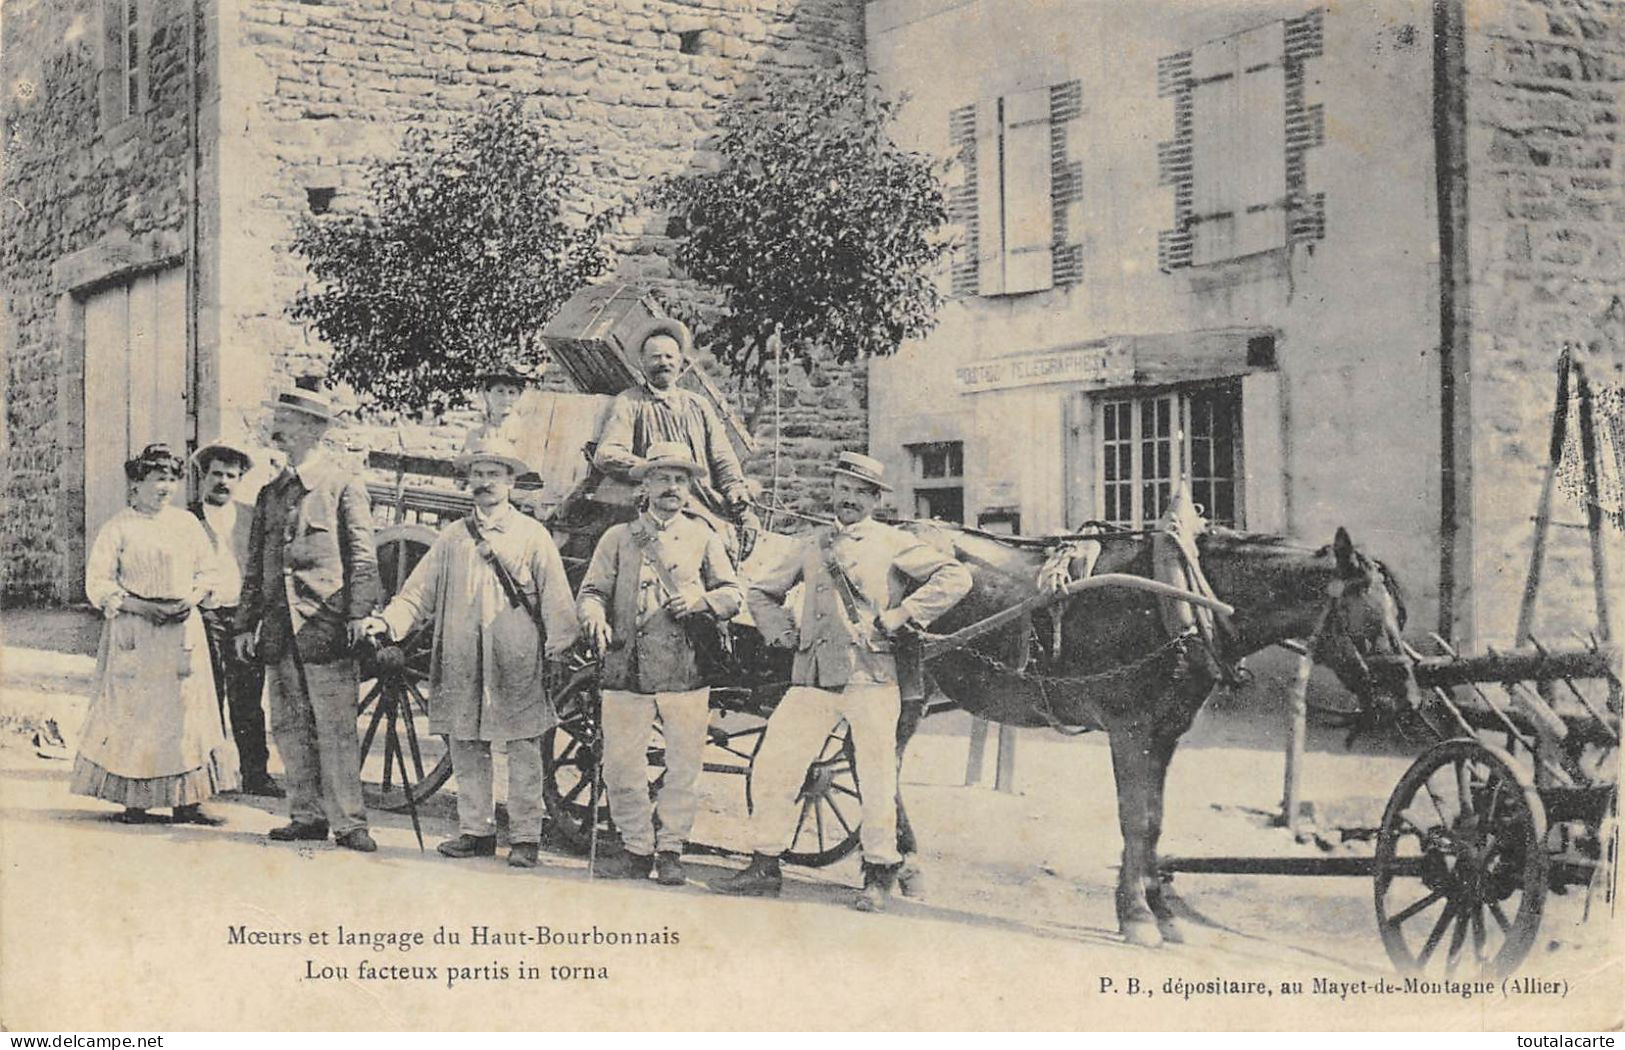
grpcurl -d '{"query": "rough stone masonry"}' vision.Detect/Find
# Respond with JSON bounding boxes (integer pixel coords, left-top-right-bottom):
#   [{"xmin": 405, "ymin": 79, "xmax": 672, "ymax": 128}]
[{"xmin": 3, "ymin": 0, "xmax": 870, "ymax": 600}]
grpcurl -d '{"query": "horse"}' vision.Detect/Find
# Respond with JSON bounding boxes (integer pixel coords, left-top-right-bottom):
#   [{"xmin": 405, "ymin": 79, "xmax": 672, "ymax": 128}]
[{"xmin": 894, "ymin": 521, "xmax": 1415, "ymax": 948}]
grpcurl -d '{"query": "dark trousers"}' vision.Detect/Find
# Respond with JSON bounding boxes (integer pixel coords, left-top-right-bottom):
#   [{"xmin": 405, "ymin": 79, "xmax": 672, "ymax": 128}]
[{"xmin": 201, "ymin": 607, "xmax": 270, "ymax": 780}]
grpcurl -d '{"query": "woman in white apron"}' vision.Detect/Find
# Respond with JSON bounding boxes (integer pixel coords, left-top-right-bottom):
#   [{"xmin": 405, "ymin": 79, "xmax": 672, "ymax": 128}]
[{"xmin": 70, "ymin": 444, "xmax": 240, "ymax": 824}]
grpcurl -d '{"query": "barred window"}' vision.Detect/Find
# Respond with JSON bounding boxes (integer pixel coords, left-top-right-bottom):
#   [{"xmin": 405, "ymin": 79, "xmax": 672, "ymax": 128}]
[
  {"xmin": 908, "ymin": 441, "xmax": 966, "ymax": 524},
  {"xmin": 122, "ymin": 0, "xmax": 141, "ymax": 118},
  {"xmin": 1097, "ymin": 382, "xmax": 1242, "ymax": 528}
]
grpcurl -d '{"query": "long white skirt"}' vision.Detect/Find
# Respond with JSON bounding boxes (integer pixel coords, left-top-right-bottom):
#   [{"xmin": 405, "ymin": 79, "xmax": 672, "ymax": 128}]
[{"xmin": 70, "ymin": 609, "xmax": 240, "ymax": 808}]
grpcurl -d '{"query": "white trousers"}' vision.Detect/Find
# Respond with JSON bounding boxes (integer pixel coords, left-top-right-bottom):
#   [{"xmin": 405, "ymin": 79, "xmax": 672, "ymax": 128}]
[
  {"xmin": 750, "ymin": 682, "xmax": 901, "ymax": 866},
  {"xmin": 601, "ymin": 688, "xmax": 710, "ymax": 856},
  {"xmin": 450, "ymin": 736, "xmax": 544, "ymax": 844}
]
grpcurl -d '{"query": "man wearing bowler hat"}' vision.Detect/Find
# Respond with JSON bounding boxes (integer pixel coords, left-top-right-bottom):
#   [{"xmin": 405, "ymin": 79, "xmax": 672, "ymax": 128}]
[
  {"xmin": 710, "ymin": 451, "xmax": 971, "ymax": 911},
  {"xmin": 593, "ymin": 319, "xmax": 761, "ymax": 556},
  {"xmin": 189, "ymin": 439, "xmax": 280, "ymax": 798},
  {"xmin": 577, "ymin": 441, "xmax": 742, "ymax": 884},
  {"xmin": 235, "ymin": 383, "xmax": 381, "ymax": 852},
  {"xmin": 364, "ymin": 435, "xmax": 577, "ymax": 868}
]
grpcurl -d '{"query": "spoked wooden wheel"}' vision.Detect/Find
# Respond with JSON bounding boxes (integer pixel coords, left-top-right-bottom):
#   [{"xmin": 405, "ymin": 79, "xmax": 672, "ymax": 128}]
[
  {"xmin": 540, "ymin": 668, "xmax": 669, "ymax": 853},
  {"xmin": 745, "ymin": 721, "xmax": 862, "ymax": 868},
  {"xmin": 1374, "ymin": 738, "xmax": 1548, "ymax": 978},
  {"xmin": 357, "ymin": 524, "xmax": 450, "ymax": 812}
]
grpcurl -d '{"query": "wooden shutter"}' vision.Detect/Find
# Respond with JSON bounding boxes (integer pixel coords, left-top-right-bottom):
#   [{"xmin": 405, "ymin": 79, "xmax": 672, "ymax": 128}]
[
  {"xmin": 1233, "ymin": 22, "xmax": 1287, "ymax": 257},
  {"xmin": 1190, "ymin": 33, "xmax": 1239, "ymax": 265},
  {"xmin": 1001, "ymin": 87, "xmax": 1054, "ymax": 295},
  {"xmin": 1191, "ymin": 22, "xmax": 1287, "ymax": 264},
  {"xmin": 974, "ymin": 97, "xmax": 1005, "ymax": 296}
]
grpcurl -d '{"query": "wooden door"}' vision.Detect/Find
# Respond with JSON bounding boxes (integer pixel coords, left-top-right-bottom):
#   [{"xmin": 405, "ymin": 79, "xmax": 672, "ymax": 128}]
[{"xmin": 82, "ymin": 267, "xmax": 189, "ymax": 556}]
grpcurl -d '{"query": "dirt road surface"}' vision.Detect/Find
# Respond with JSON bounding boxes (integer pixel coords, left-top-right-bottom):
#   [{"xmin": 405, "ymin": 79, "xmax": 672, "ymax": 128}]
[{"xmin": 1, "ymin": 635, "xmax": 1618, "ymax": 1030}]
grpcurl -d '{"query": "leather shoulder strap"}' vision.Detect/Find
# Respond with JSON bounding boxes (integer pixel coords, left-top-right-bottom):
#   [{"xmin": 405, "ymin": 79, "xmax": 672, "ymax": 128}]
[
  {"xmin": 465, "ymin": 514, "xmax": 539, "ymax": 622},
  {"xmin": 819, "ymin": 532, "xmax": 872, "ymax": 627},
  {"xmin": 629, "ymin": 518, "xmax": 686, "ymax": 602}
]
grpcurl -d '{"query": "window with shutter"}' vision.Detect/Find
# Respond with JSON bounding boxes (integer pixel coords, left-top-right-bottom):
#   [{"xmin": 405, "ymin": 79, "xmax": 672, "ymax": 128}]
[
  {"xmin": 1159, "ymin": 9, "xmax": 1325, "ymax": 272},
  {"xmin": 947, "ymin": 81, "xmax": 1083, "ymax": 298}
]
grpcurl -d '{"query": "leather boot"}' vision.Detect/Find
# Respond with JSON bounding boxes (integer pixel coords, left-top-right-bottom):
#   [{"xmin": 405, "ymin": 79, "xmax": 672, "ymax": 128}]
[
  {"xmin": 171, "ymin": 804, "xmax": 225, "ymax": 826},
  {"xmin": 593, "ymin": 850, "xmax": 654, "ymax": 879},
  {"xmin": 897, "ymin": 858, "xmax": 926, "ymax": 899},
  {"xmin": 655, "ymin": 851, "xmax": 687, "ymax": 886},
  {"xmin": 854, "ymin": 861, "xmax": 900, "ymax": 912},
  {"xmin": 437, "ymin": 833, "xmax": 496, "ymax": 858},
  {"xmin": 707, "ymin": 853, "xmax": 782, "ymax": 897},
  {"xmin": 507, "ymin": 842, "xmax": 540, "ymax": 868}
]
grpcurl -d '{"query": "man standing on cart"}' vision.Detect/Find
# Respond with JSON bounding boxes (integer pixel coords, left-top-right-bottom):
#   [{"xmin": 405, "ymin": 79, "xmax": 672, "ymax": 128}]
[
  {"xmin": 363, "ymin": 436, "xmax": 578, "ymax": 868},
  {"xmin": 710, "ymin": 451, "xmax": 971, "ymax": 911},
  {"xmin": 576, "ymin": 441, "xmax": 743, "ymax": 885},
  {"xmin": 592, "ymin": 320, "xmax": 761, "ymax": 558}
]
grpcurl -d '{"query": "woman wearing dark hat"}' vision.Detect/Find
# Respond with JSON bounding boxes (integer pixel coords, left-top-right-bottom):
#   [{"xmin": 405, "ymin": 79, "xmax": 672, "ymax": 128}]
[{"xmin": 70, "ymin": 444, "xmax": 241, "ymax": 825}]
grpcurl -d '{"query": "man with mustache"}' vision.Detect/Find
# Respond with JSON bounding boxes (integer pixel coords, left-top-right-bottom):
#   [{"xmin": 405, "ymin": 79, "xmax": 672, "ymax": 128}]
[
  {"xmin": 235, "ymin": 385, "xmax": 380, "ymax": 852},
  {"xmin": 710, "ymin": 452, "xmax": 971, "ymax": 911},
  {"xmin": 189, "ymin": 440, "xmax": 280, "ymax": 798},
  {"xmin": 364, "ymin": 436, "xmax": 577, "ymax": 868},
  {"xmin": 593, "ymin": 321, "xmax": 760, "ymax": 557},
  {"xmin": 577, "ymin": 442, "xmax": 742, "ymax": 884}
]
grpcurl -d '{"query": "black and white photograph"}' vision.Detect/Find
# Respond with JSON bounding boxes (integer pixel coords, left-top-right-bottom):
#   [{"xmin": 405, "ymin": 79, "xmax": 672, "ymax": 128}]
[{"xmin": 0, "ymin": 0, "xmax": 1621, "ymax": 1033}]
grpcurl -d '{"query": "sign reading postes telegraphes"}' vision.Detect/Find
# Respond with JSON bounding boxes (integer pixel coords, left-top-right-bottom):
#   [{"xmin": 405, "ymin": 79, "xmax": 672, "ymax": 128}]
[
  {"xmin": 951, "ymin": 341, "xmax": 1135, "ymax": 393},
  {"xmin": 949, "ymin": 329, "xmax": 1273, "ymax": 394}
]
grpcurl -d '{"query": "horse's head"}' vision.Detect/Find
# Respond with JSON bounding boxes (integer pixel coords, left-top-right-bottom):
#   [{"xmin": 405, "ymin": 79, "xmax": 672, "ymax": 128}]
[{"xmin": 1312, "ymin": 527, "xmax": 1419, "ymax": 719}]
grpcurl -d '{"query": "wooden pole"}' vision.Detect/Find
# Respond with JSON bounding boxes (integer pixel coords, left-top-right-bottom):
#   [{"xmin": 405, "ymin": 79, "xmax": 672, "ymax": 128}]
[
  {"xmin": 994, "ymin": 724, "xmax": 1018, "ymax": 794},
  {"xmin": 964, "ymin": 716, "xmax": 989, "ymax": 786},
  {"xmin": 1575, "ymin": 362, "xmax": 1615, "ymax": 644},
  {"xmin": 1515, "ymin": 348, "xmax": 1571, "ymax": 644},
  {"xmin": 1516, "ymin": 350, "xmax": 1571, "ymax": 788},
  {"xmin": 1280, "ymin": 641, "xmax": 1312, "ymax": 833}
]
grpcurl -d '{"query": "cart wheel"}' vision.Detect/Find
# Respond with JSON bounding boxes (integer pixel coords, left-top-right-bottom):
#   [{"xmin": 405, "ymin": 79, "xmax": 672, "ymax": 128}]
[
  {"xmin": 357, "ymin": 524, "xmax": 451, "ymax": 813},
  {"xmin": 541, "ymin": 666, "xmax": 669, "ymax": 854},
  {"xmin": 745, "ymin": 720, "xmax": 863, "ymax": 868},
  {"xmin": 1374, "ymin": 738, "xmax": 1548, "ymax": 978}
]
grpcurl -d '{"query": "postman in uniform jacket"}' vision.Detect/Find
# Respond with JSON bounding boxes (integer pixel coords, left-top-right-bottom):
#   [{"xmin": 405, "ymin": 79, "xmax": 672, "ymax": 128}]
[
  {"xmin": 746, "ymin": 518, "xmax": 971, "ymax": 694},
  {"xmin": 378, "ymin": 501, "xmax": 577, "ymax": 741},
  {"xmin": 577, "ymin": 510, "xmax": 743, "ymax": 693},
  {"xmin": 236, "ymin": 456, "xmax": 381, "ymax": 664}
]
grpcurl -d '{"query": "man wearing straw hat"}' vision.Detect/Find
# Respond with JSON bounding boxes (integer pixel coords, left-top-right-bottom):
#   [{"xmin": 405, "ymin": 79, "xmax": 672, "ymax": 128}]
[
  {"xmin": 235, "ymin": 384, "xmax": 381, "ymax": 852},
  {"xmin": 710, "ymin": 451, "xmax": 971, "ymax": 911},
  {"xmin": 576, "ymin": 440, "xmax": 743, "ymax": 884},
  {"xmin": 593, "ymin": 319, "xmax": 761, "ymax": 556},
  {"xmin": 363, "ymin": 435, "xmax": 577, "ymax": 868},
  {"xmin": 189, "ymin": 439, "xmax": 280, "ymax": 798}
]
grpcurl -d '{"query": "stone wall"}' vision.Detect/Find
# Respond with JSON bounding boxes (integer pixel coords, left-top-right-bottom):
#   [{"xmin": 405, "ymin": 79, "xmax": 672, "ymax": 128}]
[
  {"xmin": 1459, "ymin": 0, "xmax": 1624, "ymax": 646},
  {"xmin": 1, "ymin": 0, "xmax": 197, "ymax": 601},
  {"xmin": 213, "ymin": 0, "xmax": 868, "ymax": 530}
]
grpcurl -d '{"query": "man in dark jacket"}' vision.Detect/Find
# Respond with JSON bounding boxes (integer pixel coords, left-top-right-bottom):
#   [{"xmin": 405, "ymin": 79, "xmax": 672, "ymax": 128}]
[
  {"xmin": 189, "ymin": 440, "xmax": 279, "ymax": 797},
  {"xmin": 235, "ymin": 386, "xmax": 380, "ymax": 852}
]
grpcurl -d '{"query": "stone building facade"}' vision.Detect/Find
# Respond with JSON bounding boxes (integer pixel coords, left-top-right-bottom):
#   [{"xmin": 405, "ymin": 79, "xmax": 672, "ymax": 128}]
[
  {"xmin": 2, "ymin": 0, "xmax": 866, "ymax": 601},
  {"xmin": 1450, "ymin": 0, "xmax": 1624, "ymax": 646},
  {"xmin": 864, "ymin": 0, "xmax": 1621, "ymax": 648}
]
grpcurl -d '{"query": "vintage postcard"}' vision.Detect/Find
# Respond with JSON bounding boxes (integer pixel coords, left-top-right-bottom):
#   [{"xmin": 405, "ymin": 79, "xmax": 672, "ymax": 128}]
[{"xmin": 1, "ymin": 0, "xmax": 1621, "ymax": 1033}]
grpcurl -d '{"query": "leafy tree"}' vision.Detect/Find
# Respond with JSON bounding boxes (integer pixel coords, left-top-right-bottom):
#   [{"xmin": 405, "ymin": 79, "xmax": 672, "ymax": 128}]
[
  {"xmin": 289, "ymin": 100, "xmax": 609, "ymax": 416},
  {"xmin": 653, "ymin": 67, "xmax": 952, "ymax": 382}
]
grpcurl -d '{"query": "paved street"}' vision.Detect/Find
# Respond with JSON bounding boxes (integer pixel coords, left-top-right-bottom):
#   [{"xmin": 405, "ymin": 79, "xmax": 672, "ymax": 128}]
[{"xmin": 1, "ymin": 633, "xmax": 1618, "ymax": 1030}]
